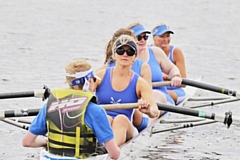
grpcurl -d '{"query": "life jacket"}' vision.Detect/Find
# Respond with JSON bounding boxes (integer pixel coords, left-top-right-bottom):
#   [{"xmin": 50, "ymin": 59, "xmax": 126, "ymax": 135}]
[{"xmin": 46, "ymin": 88, "xmax": 97, "ymax": 159}]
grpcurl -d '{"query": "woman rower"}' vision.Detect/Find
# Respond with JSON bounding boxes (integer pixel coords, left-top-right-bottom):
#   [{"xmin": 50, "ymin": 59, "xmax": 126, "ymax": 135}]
[
  {"xmin": 94, "ymin": 34, "xmax": 159, "ymax": 146},
  {"xmin": 127, "ymin": 22, "xmax": 182, "ymax": 105},
  {"xmin": 96, "ymin": 28, "xmax": 159, "ymax": 132},
  {"xmin": 151, "ymin": 23, "xmax": 187, "ymax": 104}
]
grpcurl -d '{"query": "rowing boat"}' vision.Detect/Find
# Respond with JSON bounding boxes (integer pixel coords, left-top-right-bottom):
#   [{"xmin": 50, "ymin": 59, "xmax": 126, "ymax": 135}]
[{"xmin": 39, "ymin": 76, "xmax": 201, "ymax": 160}]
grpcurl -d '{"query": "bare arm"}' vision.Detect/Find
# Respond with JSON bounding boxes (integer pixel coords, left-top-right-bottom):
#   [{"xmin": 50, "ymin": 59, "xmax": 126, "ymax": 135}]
[
  {"xmin": 152, "ymin": 46, "xmax": 180, "ymax": 77},
  {"xmin": 93, "ymin": 69, "xmax": 106, "ymax": 90},
  {"xmin": 136, "ymin": 77, "xmax": 159, "ymax": 118},
  {"xmin": 140, "ymin": 62, "xmax": 152, "ymax": 87},
  {"xmin": 22, "ymin": 131, "xmax": 47, "ymax": 148},
  {"xmin": 104, "ymin": 139, "xmax": 120, "ymax": 159},
  {"xmin": 173, "ymin": 47, "xmax": 187, "ymax": 78},
  {"xmin": 152, "ymin": 46, "xmax": 182, "ymax": 86}
]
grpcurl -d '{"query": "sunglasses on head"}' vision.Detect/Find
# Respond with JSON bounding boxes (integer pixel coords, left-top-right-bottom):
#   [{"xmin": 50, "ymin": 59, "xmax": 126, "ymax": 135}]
[
  {"xmin": 115, "ymin": 48, "xmax": 136, "ymax": 56},
  {"xmin": 137, "ymin": 35, "xmax": 148, "ymax": 41}
]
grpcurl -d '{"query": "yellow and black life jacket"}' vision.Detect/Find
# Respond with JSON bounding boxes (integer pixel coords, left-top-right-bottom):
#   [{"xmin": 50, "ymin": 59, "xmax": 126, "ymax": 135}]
[{"xmin": 46, "ymin": 88, "xmax": 97, "ymax": 159}]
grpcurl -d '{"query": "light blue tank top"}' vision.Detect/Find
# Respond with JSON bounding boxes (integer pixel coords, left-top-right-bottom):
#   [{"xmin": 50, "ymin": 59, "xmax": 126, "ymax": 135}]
[
  {"xmin": 167, "ymin": 46, "xmax": 184, "ymax": 91},
  {"xmin": 147, "ymin": 47, "xmax": 175, "ymax": 104},
  {"xmin": 168, "ymin": 45, "xmax": 174, "ymax": 62},
  {"xmin": 96, "ymin": 67, "xmax": 139, "ymax": 121}
]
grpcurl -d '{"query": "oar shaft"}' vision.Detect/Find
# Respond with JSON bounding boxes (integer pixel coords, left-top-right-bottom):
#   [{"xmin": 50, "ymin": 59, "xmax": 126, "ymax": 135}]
[
  {"xmin": 182, "ymin": 78, "xmax": 239, "ymax": 98},
  {"xmin": 152, "ymin": 119, "xmax": 216, "ymax": 134},
  {"xmin": 0, "ymin": 91, "xmax": 34, "ymax": 99},
  {"xmin": 189, "ymin": 98, "xmax": 240, "ymax": 109},
  {"xmin": 0, "ymin": 90, "xmax": 45, "ymax": 99},
  {"xmin": 0, "ymin": 108, "xmax": 40, "ymax": 119},
  {"xmin": 2, "ymin": 102, "xmax": 239, "ymax": 127},
  {"xmin": 0, "ymin": 103, "xmax": 138, "ymax": 118},
  {"xmin": 157, "ymin": 102, "xmax": 240, "ymax": 127},
  {"xmin": 156, "ymin": 102, "xmax": 214, "ymax": 119},
  {"xmin": 1, "ymin": 118, "xmax": 30, "ymax": 130}
]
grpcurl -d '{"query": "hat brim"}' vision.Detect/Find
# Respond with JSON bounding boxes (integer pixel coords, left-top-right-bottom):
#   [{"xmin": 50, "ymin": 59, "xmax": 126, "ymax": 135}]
[
  {"xmin": 135, "ymin": 30, "xmax": 151, "ymax": 36},
  {"xmin": 115, "ymin": 44, "xmax": 137, "ymax": 53},
  {"xmin": 155, "ymin": 30, "xmax": 174, "ymax": 36}
]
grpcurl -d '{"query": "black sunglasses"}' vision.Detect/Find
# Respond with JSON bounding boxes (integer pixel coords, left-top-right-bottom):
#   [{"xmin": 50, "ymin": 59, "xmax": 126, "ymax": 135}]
[
  {"xmin": 137, "ymin": 35, "xmax": 148, "ymax": 41},
  {"xmin": 116, "ymin": 48, "xmax": 136, "ymax": 56}
]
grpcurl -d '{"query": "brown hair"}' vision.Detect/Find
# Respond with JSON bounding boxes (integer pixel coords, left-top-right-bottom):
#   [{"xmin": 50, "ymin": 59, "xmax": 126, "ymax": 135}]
[
  {"xmin": 65, "ymin": 59, "xmax": 91, "ymax": 89},
  {"xmin": 104, "ymin": 28, "xmax": 136, "ymax": 64}
]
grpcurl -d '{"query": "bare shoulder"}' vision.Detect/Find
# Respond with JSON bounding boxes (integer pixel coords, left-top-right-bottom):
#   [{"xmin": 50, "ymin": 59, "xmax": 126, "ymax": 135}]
[
  {"xmin": 173, "ymin": 47, "xmax": 185, "ymax": 59},
  {"xmin": 94, "ymin": 68, "xmax": 107, "ymax": 80},
  {"xmin": 150, "ymin": 46, "xmax": 169, "ymax": 64},
  {"xmin": 151, "ymin": 46, "xmax": 166, "ymax": 57},
  {"xmin": 141, "ymin": 61, "xmax": 150, "ymax": 69}
]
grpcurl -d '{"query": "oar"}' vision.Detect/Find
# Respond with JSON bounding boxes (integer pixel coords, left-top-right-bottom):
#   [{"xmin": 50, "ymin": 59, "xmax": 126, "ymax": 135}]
[
  {"xmin": 188, "ymin": 97, "xmax": 240, "ymax": 109},
  {"xmin": 188, "ymin": 96, "xmax": 231, "ymax": 101},
  {"xmin": 0, "ymin": 108, "xmax": 40, "ymax": 119},
  {"xmin": 151, "ymin": 119, "xmax": 216, "ymax": 134},
  {"xmin": 1, "ymin": 103, "xmax": 238, "ymax": 128},
  {"xmin": 181, "ymin": 78, "xmax": 240, "ymax": 98},
  {"xmin": 9, "ymin": 118, "xmax": 33, "ymax": 124},
  {"xmin": 0, "ymin": 85, "xmax": 51, "ymax": 101},
  {"xmin": 103, "ymin": 103, "xmax": 238, "ymax": 128},
  {"xmin": 1, "ymin": 118, "xmax": 30, "ymax": 130},
  {"xmin": 152, "ymin": 81, "xmax": 171, "ymax": 87},
  {"xmin": 160, "ymin": 118, "xmax": 204, "ymax": 123}
]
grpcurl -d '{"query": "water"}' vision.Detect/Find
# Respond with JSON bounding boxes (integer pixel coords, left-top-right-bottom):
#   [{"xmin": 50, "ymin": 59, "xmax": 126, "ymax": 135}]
[{"xmin": 0, "ymin": 0, "xmax": 240, "ymax": 159}]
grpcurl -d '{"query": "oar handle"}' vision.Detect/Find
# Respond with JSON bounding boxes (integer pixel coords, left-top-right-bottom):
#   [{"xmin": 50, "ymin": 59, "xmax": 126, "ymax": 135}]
[
  {"xmin": 152, "ymin": 81, "xmax": 171, "ymax": 87},
  {"xmin": 100, "ymin": 103, "xmax": 138, "ymax": 110},
  {"xmin": 182, "ymin": 78, "xmax": 240, "ymax": 98}
]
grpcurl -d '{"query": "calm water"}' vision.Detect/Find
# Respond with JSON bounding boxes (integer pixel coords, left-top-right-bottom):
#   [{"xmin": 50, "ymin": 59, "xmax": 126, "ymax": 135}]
[{"xmin": 0, "ymin": 0, "xmax": 240, "ymax": 159}]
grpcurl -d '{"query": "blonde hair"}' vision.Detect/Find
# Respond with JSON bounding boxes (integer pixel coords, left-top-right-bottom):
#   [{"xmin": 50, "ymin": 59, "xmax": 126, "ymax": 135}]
[
  {"xmin": 152, "ymin": 22, "xmax": 168, "ymax": 31},
  {"xmin": 126, "ymin": 22, "xmax": 141, "ymax": 30},
  {"xmin": 112, "ymin": 34, "xmax": 137, "ymax": 55},
  {"xmin": 104, "ymin": 28, "xmax": 136, "ymax": 64},
  {"xmin": 65, "ymin": 59, "xmax": 91, "ymax": 89}
]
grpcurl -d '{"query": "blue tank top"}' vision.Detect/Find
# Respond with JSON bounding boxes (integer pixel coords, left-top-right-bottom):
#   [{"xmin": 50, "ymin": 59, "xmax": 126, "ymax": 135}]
[
  {"xmin": 96, "ymin": 67, "xmax": 139, "ymax": 121},
  {"xmin": 167, "ymin": 46, "xmax": 181, "ymax": 90},
  {"xmin": 147, "ymin": 47, "xmax": 175, "ymax": 104},
  {"xmin": 108, "ymin": 58, "xmax": 144, "ymax": 75},
  {"xmin": 168, "ymin": 45, "xmax": 174, "ymax": 62}
]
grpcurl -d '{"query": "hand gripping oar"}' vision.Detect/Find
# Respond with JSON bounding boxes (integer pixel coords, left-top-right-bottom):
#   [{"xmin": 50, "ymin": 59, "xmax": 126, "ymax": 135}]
[
  {"xmin": 1, "ymin": 103, "xmax": 239, "ymax": 128},
  {"xmin": 181, "ymin": 78, "xmax": 240, "ymax": 98},
  {"xmin": 0, "ymin": 85, "xmax": 51, "ymax": 101}
]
